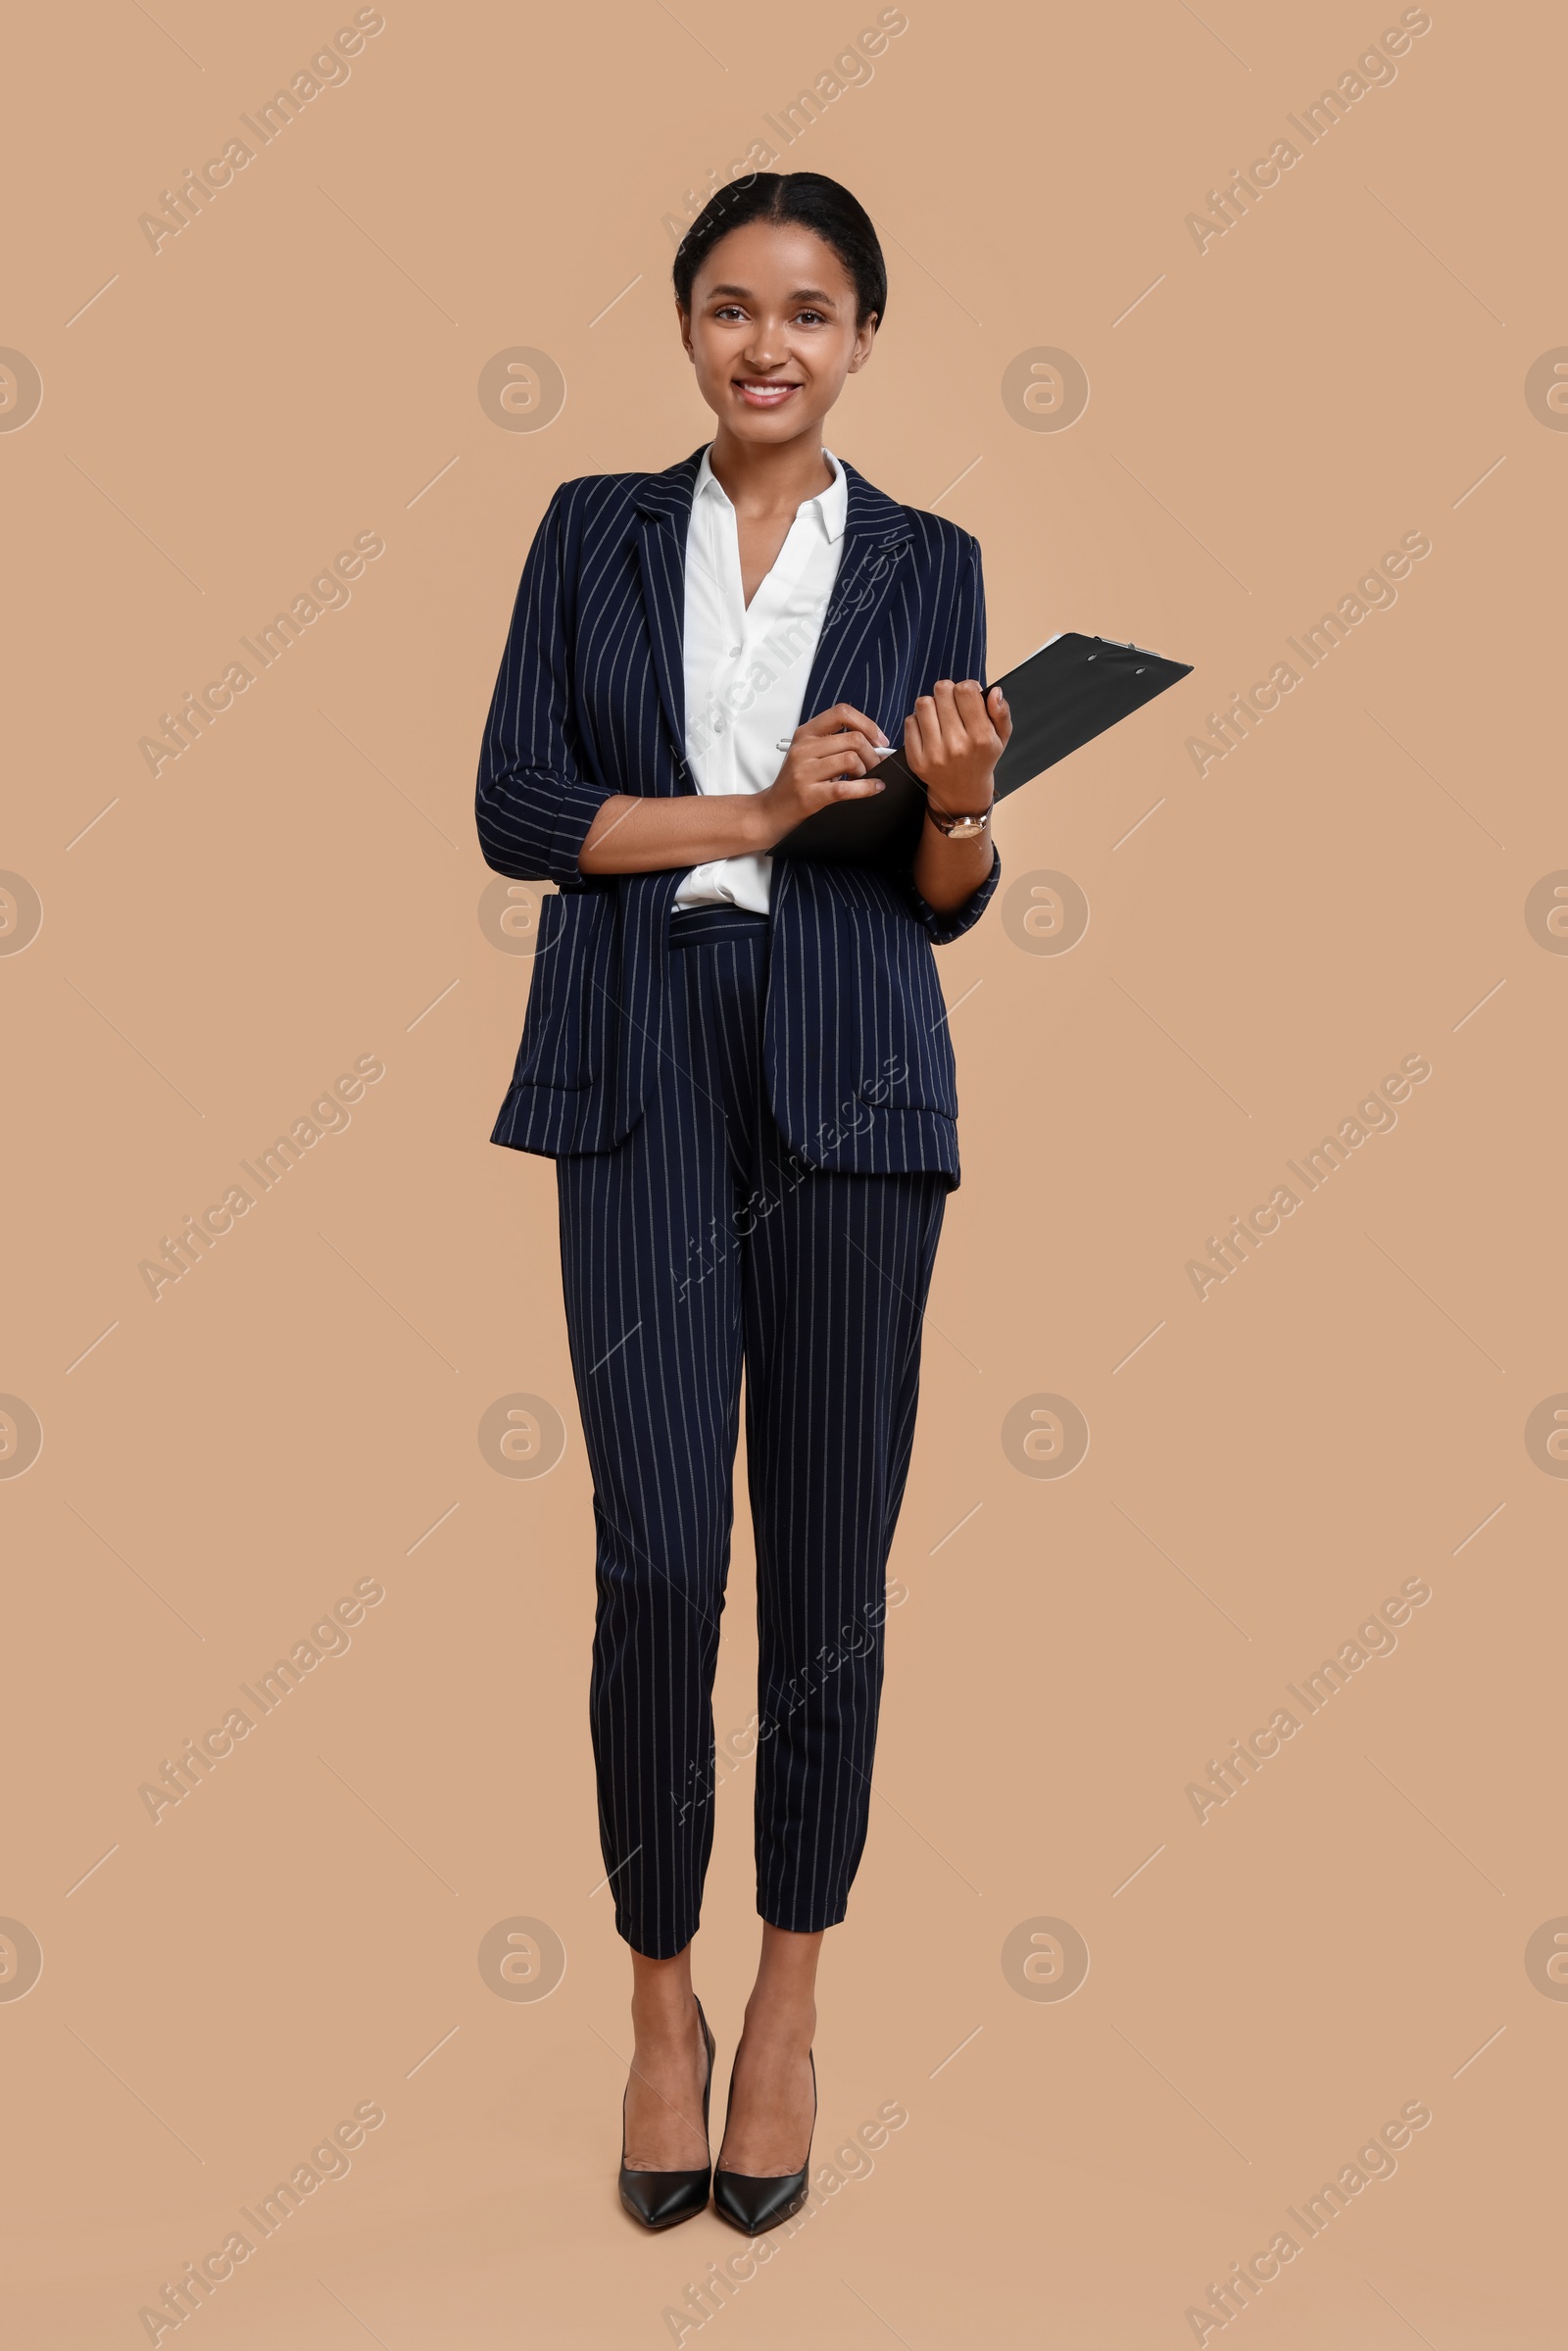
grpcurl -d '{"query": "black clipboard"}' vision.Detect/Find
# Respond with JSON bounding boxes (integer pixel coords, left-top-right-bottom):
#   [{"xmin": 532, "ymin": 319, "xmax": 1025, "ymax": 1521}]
[{"xmin": 771, "ymin": 631, "xmax": 1193, "ymax": 868}]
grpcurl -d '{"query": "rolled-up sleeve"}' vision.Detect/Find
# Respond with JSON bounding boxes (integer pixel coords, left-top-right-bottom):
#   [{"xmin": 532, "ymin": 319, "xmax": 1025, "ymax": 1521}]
[
  {"xmin": 475, "ymin": 485, "xmax": 614, "ymax": 886},
  {"xmin": 900, "ymin": 529, "xmax": 1003, "ymax": 947}
]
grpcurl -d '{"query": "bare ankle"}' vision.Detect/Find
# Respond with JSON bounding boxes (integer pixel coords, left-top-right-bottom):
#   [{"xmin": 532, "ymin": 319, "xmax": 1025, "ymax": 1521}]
[
  {"xmin": 631, "ymin": 1986, "xmax": 699, "ymax": 2048},
  {"xmin": 741, "ymin": 1993, "xmax": 815, "ymax": 2052}
]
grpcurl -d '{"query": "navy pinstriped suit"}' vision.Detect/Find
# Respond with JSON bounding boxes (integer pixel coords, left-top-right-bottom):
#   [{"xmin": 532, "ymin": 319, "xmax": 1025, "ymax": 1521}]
[{"xmin": 476, "ymin": 447, "xmax": 1000, "ymax": 1956}]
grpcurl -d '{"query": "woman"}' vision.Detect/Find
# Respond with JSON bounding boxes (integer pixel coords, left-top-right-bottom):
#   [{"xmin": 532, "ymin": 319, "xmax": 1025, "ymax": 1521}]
[{"xmin": 475, "ymin": 171, "xmax": 1009, "ymax": 2232}]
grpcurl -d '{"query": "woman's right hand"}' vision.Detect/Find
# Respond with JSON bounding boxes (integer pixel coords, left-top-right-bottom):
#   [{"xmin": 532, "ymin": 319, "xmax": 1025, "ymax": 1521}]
[{"xmin": 756, "ymin": 703, "xmax": 892, "ymax": 844}]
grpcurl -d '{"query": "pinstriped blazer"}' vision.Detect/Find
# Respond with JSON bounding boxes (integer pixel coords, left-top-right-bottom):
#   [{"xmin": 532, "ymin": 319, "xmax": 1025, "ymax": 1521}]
[{"xmin": 475, "ymin": 445, "xmax": 1001, "ymax": 1187}]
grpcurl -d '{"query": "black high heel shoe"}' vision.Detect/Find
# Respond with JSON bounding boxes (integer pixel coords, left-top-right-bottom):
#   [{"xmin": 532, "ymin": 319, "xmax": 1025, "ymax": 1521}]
[
  {"xmin": 712, "ymin": 2048, "xmax": 816, "ymax": 2234},
  {"xmin": 618, "ymin": 1994, "xmax": 716, "ymax": 2231}
]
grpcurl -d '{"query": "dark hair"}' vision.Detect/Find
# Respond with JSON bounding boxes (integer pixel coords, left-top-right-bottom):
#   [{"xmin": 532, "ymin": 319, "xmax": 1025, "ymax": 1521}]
[{"xmin": 672, "ymin": 172, "xmax": 888, "ymax": 329}]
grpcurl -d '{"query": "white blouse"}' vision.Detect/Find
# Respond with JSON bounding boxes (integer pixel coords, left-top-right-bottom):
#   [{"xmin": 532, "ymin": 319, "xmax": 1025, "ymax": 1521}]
[{"xmin": 674, "ymin": 444, "xmax": 849, "ymax": 913}]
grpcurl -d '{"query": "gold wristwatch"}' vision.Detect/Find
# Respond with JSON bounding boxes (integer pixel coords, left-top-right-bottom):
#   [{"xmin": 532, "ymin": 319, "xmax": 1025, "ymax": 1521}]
[{"xmin": 925, "ymin": 799, "xmax": 994, "ymax": 841}]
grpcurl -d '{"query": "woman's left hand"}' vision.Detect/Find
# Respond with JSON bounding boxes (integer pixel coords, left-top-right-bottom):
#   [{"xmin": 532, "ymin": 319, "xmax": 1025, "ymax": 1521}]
[{"xmin": 904, "ymin": 679, "xmax": 1011, "ymax": 815}]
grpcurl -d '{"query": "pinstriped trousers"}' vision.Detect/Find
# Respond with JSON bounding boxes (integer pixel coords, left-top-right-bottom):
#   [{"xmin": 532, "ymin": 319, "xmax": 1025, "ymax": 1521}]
[{"xmin": 555, "ymin": 903, "xmax": 947, "ymax": 1958}]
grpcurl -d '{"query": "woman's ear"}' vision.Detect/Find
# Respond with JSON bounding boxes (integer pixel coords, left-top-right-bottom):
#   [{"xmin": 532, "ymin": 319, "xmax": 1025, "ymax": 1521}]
[{"xmin": 848, "ymin": 316, "xmax": 879, "ymax": 374}]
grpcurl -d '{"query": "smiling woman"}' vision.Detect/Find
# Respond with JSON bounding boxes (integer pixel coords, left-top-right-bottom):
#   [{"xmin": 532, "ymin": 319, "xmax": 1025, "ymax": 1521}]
[
  {"xmin": 475, "ymin": 168, "xmax": 1008, "ymax": 2243},
  {"xmin": 577, "ymin": 176, "xmax": 1006, "ymax": 913}
]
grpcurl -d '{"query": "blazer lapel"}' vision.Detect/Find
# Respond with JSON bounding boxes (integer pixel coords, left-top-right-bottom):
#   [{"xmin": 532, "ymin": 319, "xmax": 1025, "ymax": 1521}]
[
  {"xmin": 632, "ymin": 448, "xmax": 705, "ymax": 783},
  {"xmin": 630, "ymin": 449, "xmax": 913, "ymax": 793},
  {"xmin": 799, "ymin": 461, "xmax": 915, "ymax": 717},
  {"xmin": 769, "ymin": 462, "xmax": 913, "ymax": 930}
]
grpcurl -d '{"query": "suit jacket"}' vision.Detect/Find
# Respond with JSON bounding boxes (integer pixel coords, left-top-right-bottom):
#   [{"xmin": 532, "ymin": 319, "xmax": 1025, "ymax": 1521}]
[{"xmin": 474, "ymin": 445, "xmax": 1001, "ymax": 1186}]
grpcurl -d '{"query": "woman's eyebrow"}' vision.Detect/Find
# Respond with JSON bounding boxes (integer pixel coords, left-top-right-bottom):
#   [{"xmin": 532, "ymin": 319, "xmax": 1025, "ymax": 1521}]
[{"xmin": 705, "ymin": 284, "xmax": 839, "ymax": 304}]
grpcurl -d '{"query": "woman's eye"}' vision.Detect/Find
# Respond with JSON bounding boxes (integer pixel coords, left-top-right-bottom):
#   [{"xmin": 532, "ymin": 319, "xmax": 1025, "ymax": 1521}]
[{"xmin": 794, "ymin": 309, "xmax": 826, "ymax": 325}]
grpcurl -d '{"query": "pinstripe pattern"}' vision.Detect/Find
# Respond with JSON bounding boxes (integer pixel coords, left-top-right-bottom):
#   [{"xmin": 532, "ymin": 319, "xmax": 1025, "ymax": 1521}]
[
  {"xmin": 558, "ymin": 905, "xmax": 946, "ymax": 1957},
  {"xmin": 477, "ymin": 448, "xmax": 996, "ymax": 1955},
  {"xmin": 475, "ymin": 445, "xmax": 1002, "ymax": 1185}
]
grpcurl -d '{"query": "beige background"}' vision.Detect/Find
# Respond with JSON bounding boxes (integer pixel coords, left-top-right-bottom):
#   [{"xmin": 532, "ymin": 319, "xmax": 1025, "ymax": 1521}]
[{"xmin": 5, "ymin": 1, "xmax": 1565, "ymax": 2342}]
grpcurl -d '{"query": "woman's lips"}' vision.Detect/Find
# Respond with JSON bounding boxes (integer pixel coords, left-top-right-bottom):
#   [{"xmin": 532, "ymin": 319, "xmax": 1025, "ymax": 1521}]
[{"xmin": 734, "ymin": 380, "xmax": 800, "ymax": 407}]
